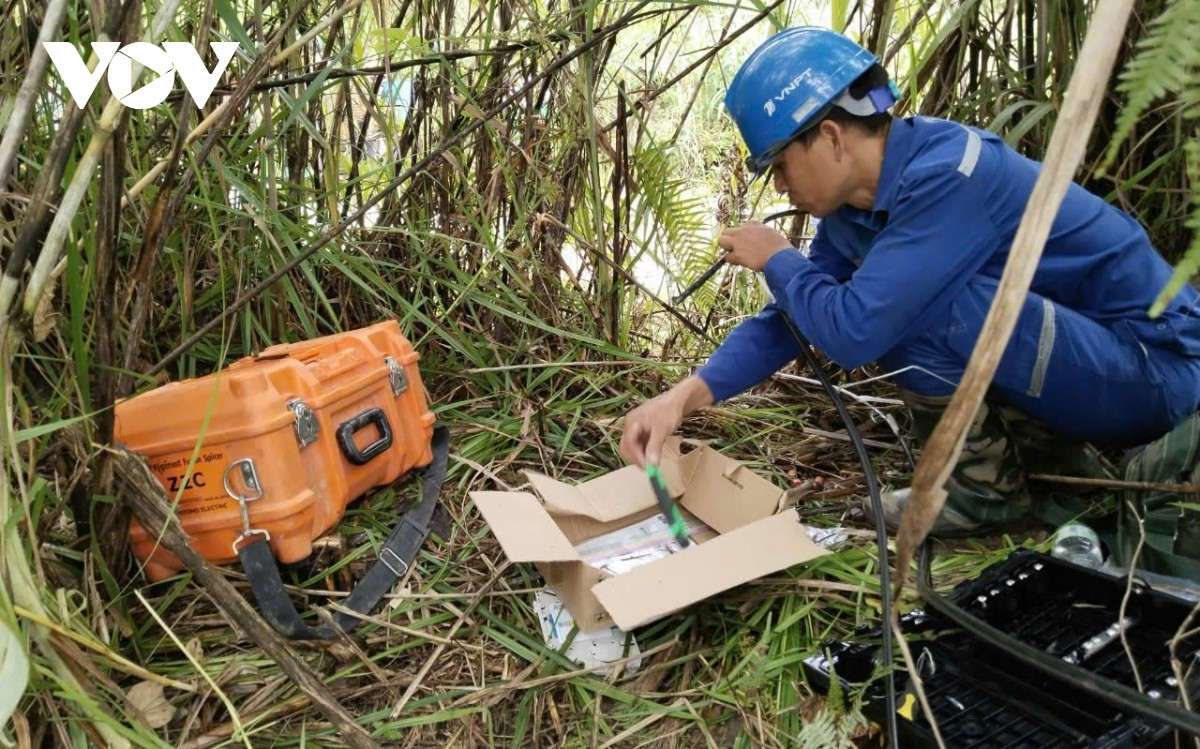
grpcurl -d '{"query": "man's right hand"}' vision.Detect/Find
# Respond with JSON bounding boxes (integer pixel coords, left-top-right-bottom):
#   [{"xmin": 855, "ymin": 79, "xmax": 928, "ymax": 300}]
[{"xmin": 619, "ymin": 376, "xmax": 714, "ymax": 467}]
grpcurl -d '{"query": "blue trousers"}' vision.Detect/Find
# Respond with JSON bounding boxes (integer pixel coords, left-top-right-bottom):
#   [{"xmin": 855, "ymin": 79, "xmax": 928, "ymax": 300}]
[{"xmin": 877, "ymin": 278, "xmax": 1200, "ymax": 448}]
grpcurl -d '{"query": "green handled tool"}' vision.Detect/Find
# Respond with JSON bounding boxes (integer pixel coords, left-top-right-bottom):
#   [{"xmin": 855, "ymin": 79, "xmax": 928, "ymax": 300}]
[{"xmin": 646, "ymin": 463, "xmax": 691, "ymax": 549}]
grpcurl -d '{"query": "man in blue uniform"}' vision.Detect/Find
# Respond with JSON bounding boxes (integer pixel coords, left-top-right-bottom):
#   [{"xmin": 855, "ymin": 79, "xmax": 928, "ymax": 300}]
[{"xmin": 620, "ymin": 27, "xmax": 1200, "ymax": 535}]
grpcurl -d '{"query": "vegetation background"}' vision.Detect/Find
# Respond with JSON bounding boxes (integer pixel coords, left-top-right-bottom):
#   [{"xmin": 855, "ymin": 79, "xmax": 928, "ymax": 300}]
[{"xmin": 0, "ymin": 0, "xmax": 1196, "ymax": 745}]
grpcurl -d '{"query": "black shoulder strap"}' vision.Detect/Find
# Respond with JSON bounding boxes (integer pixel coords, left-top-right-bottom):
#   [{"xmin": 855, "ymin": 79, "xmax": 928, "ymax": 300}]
[{"xmin": 237, "ymin": 425, "xmax": 450, "ymax": 639}]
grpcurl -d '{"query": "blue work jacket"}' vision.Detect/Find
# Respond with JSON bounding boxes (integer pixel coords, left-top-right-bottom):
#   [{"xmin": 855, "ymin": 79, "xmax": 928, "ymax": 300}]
[{"xmin": 696, "ymin": 116, "xmax": 1200, "ymax": 413}]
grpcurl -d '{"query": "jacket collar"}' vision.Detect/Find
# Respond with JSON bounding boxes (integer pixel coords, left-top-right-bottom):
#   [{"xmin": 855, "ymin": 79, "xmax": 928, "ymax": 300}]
[{"xmin": 872, "ymin": 116, "xmax": 913, "ymax": 213}]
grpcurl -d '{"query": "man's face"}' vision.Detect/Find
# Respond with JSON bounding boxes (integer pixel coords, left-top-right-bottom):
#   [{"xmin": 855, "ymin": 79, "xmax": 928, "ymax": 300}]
[{"xmin": 770, "ymin": 125, "xmax": 845, "ymax": 218}]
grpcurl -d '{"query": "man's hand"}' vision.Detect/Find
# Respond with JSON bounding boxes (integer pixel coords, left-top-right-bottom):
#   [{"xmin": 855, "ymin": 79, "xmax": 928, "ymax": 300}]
[
  {"xmin": 718, "ymin": 221, "xmax": 792, "ymax": 272},
  {"xmin": 619, "ymin": 376, "xmax": 714, "ymax": 467},
  {"xmin": 619, "ymin": 394, "xmax": 684, "ymax": 468}
]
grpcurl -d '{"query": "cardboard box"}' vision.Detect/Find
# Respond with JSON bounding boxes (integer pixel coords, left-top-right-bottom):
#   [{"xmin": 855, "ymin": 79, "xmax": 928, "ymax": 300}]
[{"xmin": 471, "ymin": 438, "xmax": 828, "ymax": 632}]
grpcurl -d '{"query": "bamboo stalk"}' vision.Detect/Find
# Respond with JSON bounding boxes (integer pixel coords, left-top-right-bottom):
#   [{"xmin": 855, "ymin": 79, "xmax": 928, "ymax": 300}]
[
  {"xmin": 15, "ymin": 0, "xmax": 188, "ymax": 322},
  {"xmin": 0, "ymin": 0, "xmax": 70, "ymax": 191},
  {"xmin": 0, "ymin": 0, "xmax": 123, "ymax": 322},
  {"xmin": 269, "ymin": 0, "xmax": 367, "ymax": 67}
]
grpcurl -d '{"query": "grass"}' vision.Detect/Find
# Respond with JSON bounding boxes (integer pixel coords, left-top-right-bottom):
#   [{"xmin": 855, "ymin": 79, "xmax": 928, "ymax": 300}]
[{"xmin": 0, "ymin": 0, "xmax": 1195, "ymax": 745}]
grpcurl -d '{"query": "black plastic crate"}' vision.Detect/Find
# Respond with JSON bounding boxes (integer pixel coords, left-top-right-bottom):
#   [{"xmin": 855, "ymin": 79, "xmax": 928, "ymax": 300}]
[{"xmin": 803, "ymin": 550, "xmax": 1200, "ymax": 748}]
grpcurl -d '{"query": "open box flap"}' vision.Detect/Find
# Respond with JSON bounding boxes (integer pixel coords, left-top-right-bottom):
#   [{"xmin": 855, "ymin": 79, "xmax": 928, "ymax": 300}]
[
  {"xmin": 525, "ymin": 437, "xmax": 693, "ymax": 523},
  {"xmin": 591, "ymin": 511, "xmax": 828, "ymax": 630},
  {"xmin": 576, "ymin": 467, "xmax": 660, "ymax": 519},
  {"xmin": 470, "ymin": 491, "xmax": 579, "ymax": 563},
  {"xmin": 680, "ymin": 446, "xmax": 786, "ymax": 534},
  {"xmin": 524, "ymin": 471, "xmax": 631, "ymax": 522}
]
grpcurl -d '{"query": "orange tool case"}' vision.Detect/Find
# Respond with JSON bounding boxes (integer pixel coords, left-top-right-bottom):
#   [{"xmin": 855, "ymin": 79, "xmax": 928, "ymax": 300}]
[{"xmin": 115, "ymin": 321, "xmax": 448, "ymax": 638}]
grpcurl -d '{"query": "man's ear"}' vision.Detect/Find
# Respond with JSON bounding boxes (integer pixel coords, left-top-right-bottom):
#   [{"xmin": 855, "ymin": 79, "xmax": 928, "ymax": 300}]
[{"xmin": 820, "ymin": 119, "xmax": 845, "ymax": 158}]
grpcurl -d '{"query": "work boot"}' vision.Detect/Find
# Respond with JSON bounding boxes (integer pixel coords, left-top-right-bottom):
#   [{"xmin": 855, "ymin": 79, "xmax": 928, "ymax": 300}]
[
  {"xmin": 871, "ymin": 484, "xmax": 1005, "ymax": 537},
  {"xmin": 866, "ymin": 391, "xmax": 1031, "ymax": 536}
]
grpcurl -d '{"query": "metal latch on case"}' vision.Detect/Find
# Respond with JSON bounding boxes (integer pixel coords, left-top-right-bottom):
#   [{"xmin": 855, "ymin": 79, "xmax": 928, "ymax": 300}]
[
  {"xmin": 287, "ymin": 398, "xmax": 320, "ymax": 447},
  {"xmin": 385, "ymin": 356, "xmax": 408, "ymax": 395}
]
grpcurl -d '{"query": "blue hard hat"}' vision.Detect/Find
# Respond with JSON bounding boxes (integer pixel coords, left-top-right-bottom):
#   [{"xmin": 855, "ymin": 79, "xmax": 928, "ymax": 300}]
[{"xmin": 725, "ymin": 27, "xmax": 896, "ymax": 174}]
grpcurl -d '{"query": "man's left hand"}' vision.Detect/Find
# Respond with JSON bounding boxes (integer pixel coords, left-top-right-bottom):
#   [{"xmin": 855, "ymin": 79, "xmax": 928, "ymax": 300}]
[{"xmin": 717, "ymin": 221, "xmax": 792, "ymax": 272}]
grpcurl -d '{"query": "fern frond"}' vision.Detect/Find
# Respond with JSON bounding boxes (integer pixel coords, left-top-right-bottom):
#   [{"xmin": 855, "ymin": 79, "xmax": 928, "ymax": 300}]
[
  {"xmin": 792, "ymin": 702, "xmax": 869, "ymax": 748},
  {"xmin": 1102, "ymin": 0, "xmax": 1200, "ymax": 170},
  {"xmin": 1150, "ymin": 136, "xmax": 1200, "ymax": 316},
  {"xmin": 795, "ymin": 709, "xmax": 843, "ymax": 748}
]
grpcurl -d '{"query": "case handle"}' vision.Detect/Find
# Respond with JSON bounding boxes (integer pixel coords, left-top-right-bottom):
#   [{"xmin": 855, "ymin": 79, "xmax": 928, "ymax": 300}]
[{"xmin": 337, "ymin": 407, "xmax": 393, "ymax": 465}]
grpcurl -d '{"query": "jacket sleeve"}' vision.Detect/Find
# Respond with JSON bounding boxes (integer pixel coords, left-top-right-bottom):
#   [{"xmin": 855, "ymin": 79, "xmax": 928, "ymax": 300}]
[
  {"xmin": 694, "ymin": 303, "xmax": 801, "ymax": 404},
  {"xmin": 693, "ymin": 223, "xmax": 853, "ymax": 403},
  {"xmin": 762, "ymin": 163, "xmax": 1000, "ymax": 369},
  {"xmin": 806, "ymin": 223, "xmax": 857, "ymax": 282}
]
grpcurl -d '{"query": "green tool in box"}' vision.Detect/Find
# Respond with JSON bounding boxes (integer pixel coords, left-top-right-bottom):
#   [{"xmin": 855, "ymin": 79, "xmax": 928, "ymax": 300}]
[{"xmin": 646, "ymin": 463, "xmax": 691, "ymax": 549}]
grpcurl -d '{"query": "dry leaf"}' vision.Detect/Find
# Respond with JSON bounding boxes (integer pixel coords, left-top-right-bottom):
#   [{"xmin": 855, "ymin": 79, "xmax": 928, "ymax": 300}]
[
  {"xmin": 31, "ymin": 273, "xmax": 57, "ymax": 343},
  {"xmin": 184, "ymin": 637, "xmax": 204, "ymax": 664},
  {"xmin": 126, "ymin": 681, "xmax": 173, "ymax": 729}
]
